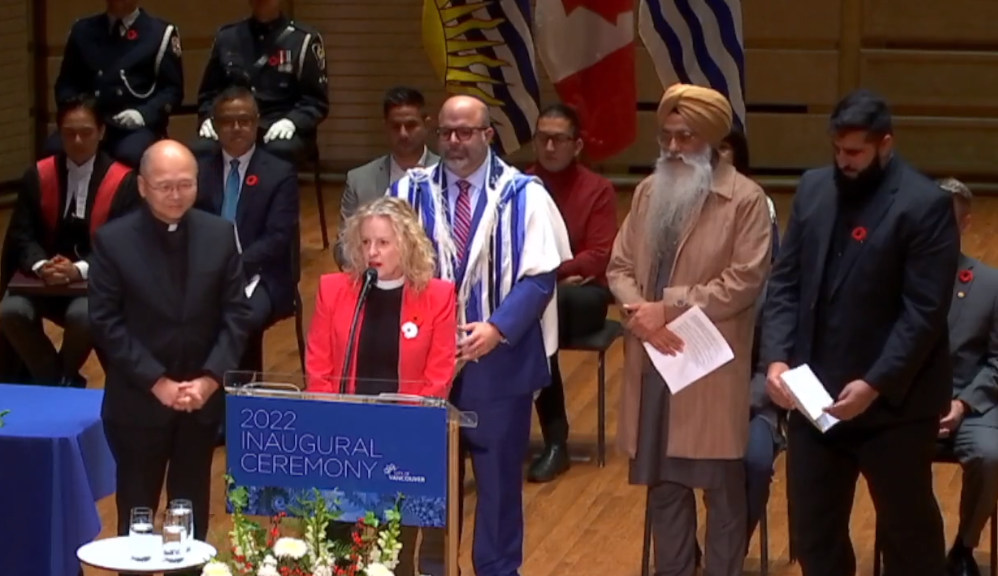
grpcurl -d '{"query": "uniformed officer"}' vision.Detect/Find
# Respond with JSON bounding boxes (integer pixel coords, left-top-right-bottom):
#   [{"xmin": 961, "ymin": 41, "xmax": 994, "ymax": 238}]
[
  {"xmin": 49, "ymin": 0, "xmax": 184, "ymax": 169},
  {"xmin": 192, "ymin": 0, "xmax": 329, "ymax": 164}
]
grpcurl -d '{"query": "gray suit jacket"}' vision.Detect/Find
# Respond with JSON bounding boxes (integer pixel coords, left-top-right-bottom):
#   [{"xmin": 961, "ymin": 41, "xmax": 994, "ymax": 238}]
[
  {"xmin": 950, "ymin": 253, "xmax": 998, "ymax": 427},
  {"xmin": 335, "ymin": 151, "xmax": 440, "ymax": 268}
]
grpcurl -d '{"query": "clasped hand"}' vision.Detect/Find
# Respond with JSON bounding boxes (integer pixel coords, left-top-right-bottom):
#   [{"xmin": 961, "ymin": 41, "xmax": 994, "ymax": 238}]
[
  {"xmin": 765, "ymin": 363, "xmax": 879, "ymax": 421},
  {"xmin": 622, "ymin": 301, "xmax": 684, "ymax": 355},
  {"xmin": 151, "ymin": 377, "xmax": 219, "ymax": 412},
  {"xmin": 38, "ymin": 255, "xmax": 81, "ymax": 285}
]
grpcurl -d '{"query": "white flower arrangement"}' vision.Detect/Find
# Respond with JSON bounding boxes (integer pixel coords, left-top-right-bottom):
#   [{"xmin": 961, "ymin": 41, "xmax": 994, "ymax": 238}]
[{"xmin": 202, "ymin": 476, "xmax": 403, "ymax": 576}]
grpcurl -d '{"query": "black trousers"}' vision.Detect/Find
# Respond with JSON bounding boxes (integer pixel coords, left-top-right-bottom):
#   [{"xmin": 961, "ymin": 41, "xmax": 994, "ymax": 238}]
[
  {"xmin": 534, "ymin": 284, "xmax": 610, "ymax": 444},
  {"xmin": 787, "ymin": 412, "xmax": 945, "ymax": 576},
  {"xmin": 103, "ymin": 415, "xmax": 218, "ymax": 576}
]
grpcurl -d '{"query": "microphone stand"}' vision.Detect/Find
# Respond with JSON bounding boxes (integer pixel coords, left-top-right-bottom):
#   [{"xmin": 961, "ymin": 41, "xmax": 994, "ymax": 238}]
[{"xmin": 339, "ymin": 269, "xmax": 378, "ymax": 393}]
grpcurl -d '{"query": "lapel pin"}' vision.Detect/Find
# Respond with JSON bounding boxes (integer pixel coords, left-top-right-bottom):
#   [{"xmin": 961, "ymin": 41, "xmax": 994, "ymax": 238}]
[
  {"xmin": 401, "ymin": 321, "xmax": 418, "ymax": 339},
  {"xmin": 958, "ymin": 291, "xmax": 966, "ymax": 298}
]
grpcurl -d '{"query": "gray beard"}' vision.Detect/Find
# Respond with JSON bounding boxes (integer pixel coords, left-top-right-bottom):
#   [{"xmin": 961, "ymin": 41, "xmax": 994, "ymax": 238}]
[{"xmin": 644, "ymin": 149, "xmax": 714, "ymax": 261}]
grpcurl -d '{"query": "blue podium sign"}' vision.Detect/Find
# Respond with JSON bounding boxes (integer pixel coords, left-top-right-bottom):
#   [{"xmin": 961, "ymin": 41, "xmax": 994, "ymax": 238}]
[{"xmin": 226, "ymin": 394, "xmax": 449, "ymax": 527}]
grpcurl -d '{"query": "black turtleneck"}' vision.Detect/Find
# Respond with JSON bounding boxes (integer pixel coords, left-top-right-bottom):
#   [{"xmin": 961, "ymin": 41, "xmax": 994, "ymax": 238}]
[{"xmin": 354, "ymin": 282, "xmax": 404, "ymax": 396}]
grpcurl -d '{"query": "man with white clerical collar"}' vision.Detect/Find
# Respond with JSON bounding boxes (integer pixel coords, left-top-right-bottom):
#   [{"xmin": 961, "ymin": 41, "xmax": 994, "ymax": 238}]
[
  {"xmin": 388, "ymin": 94, "xmax": 572, "ymax": 576},
  {"xmin": 607, "ymin": 84, "xmax": 772, "ymax": 576}
]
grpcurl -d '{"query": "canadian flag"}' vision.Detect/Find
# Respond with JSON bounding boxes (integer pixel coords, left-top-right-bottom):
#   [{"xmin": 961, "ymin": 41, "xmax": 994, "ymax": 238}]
[{"xmin": 535, "ymin": 0, "xmax": 637, "ymax": 162}]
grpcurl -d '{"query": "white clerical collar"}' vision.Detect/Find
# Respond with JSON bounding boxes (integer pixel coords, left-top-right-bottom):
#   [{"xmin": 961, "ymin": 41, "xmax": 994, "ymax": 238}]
[
  {"xmin": 390, "ymin": 146, "xmax": 429, "ymax": 173},
  {"xmin": 376, "ymin": 277, "xmax": 404, "ymax": 290},
  {"xmin": 223, "ymin": 145, "xmax": 255, "ymax": 167},
  {"xmin": 67, "ymin": 155, "xmax": 95, "ymax": 173},
  {"xmin": 167, "ymin": 223, "xmax": 178, "ymax": 232},
  {"xmin": 444, "ymin": 156, "xmax": 488, "ymax": 192}
]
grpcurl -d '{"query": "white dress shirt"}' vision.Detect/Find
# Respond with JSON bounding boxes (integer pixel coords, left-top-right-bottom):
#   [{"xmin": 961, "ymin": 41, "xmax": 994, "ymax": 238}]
[
  {"xmin": 389, "ymin": 146, "xmax": 430, "ymax": 185},
  {"xmin": 443, "ymin": 159, "xmax": 488, "ymax": 222},
  {"xmin": 33, "ymin": 156, "xmax": 97, "ymax": 279},
  {"xmin": 109, "ymin": 8, "xmax": 140, "ymax": 34}
]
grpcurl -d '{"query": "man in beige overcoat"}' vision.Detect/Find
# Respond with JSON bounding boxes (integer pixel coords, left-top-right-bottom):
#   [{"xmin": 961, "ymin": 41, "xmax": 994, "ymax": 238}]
[{"xmin": 606, "ymin": 84, "xmax": 772, "ymax": 576}]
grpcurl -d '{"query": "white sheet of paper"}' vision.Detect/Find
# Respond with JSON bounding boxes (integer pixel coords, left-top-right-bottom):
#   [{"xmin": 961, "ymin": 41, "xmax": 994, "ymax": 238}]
[
  {"xmin": 780, "ymin": 364, "xmax": 840, "ymax": 433},
  {"xmin": 642, "ymin": 305, "xmax": 734, "ymax": 394},
  {"xmin": 232, "ymin": 221, "xmax": 259, "ymax": 298}
]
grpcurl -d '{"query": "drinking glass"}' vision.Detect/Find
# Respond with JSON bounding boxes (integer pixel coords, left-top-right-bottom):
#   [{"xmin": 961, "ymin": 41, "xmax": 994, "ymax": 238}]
[
  {"xmin": 128, "ymin": 507, "xmax": 156, "ymax": 561},
  {"xmin": 162, "ymin": 509, "xmax": 187, "ymax": 563},
  {"xmin": 169, "ymin": 499, "xmax": 194, "ymax": 551}
]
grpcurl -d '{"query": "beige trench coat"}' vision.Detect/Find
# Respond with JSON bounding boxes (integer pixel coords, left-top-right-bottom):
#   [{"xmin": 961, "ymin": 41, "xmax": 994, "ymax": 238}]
[{"xmin": 607, "ymin": 162, "xmax": 772, "ymax": 460}]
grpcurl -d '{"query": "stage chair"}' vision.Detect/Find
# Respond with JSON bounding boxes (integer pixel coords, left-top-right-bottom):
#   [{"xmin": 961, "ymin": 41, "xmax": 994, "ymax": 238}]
[
  {"xmin": 872, "ymin": 452, "xmax": 998, "ymax": 576},
  {"xmin": 560, "ymin": 318, "xmax": 622, "ymax": 467},
  {"xmin": 302, "ymin": 137, "xmax": 330, "ymax": 250}
]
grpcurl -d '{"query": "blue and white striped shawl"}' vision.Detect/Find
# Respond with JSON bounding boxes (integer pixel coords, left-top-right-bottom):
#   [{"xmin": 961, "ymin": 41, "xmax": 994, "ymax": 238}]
[{"xmin": 389, "ymin": 154, "xmax": 537, "ymax": 327}]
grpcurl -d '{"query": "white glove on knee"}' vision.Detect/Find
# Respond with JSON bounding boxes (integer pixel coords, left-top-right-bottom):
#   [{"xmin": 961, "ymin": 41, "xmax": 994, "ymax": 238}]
[
  {"xmin": 199, "ymin": 119, "xmax": 218, "ymax": 140},
  {"xmin": 113, "ymin": 109, "xmax": 145, "ymax": 128},
  {"xmin": 263, "ymin": 119, "xmax": 296, "ymax": 143}
]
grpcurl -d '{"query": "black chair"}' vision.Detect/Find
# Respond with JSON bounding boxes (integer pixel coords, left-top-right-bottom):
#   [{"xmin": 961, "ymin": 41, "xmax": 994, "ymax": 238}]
[
  {"xmin": 872, "ymin": 452, "xmax": 998, "ymax": 576},
  {"xmin": 291, "ymin": 223, "xmax": 306, "ymax": 374},
  {"xmin": 559, "ymin": 319, "xmax": 622, "ymax": 467},
  {"xmin": 303, "ymin": 138, "xmax": 330, "ymax": 250}
]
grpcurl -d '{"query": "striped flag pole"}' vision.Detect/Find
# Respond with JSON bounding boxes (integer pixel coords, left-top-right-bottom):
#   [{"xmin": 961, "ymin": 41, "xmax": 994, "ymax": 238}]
[{"xmin": 638, "ymin": 0, "xmax": 746, "ymax": 130}]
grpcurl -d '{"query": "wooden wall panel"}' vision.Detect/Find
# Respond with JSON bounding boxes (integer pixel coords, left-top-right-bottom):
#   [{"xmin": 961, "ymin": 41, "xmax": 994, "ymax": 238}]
[
  {"xmin": 893, "ymin": 117, "xmax": 998, "ymax": 178},
  {"xmin": 862, "ymin": 0, "xmax": 998, "ymax": 47},
  {"xmin": 0, "ymin": 0, "xmax": 32, "ymax": 181},
  {"xmin": 859, "ymin": 50, "xmax": 998, "ymax": 116}
]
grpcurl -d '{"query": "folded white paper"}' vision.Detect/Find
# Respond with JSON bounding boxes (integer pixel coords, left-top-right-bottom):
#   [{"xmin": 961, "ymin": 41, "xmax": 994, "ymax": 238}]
[
  {"xmin": 780, "ymin": 364, "xmax": 840, "ymax": 432},
  {"xmin": 642, "ymin": 305, "xmax": 734, "ymax": 394}
]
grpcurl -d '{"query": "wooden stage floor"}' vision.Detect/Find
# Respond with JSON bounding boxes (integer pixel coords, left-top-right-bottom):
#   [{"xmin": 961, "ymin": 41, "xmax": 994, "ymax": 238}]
[{"xmin": 9, "ymin": 184, "xmax": 997, "ymax": 575}]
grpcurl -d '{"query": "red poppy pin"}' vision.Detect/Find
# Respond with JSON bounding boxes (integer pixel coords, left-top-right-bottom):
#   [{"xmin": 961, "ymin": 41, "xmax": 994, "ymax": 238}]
[
  {"xmin": 268, "ymin": 55, "xmax": 279, "ymax": 66},
  {"xmin": 959, "ymin": 269, "xmax": 974, "ymax": 284},
  {"xmin": 245, "ymin": 175, "xmax": 258, "ymax": 186},
  {"xmin": 126, "ymin": 29, "xmax": 137, "ymax": 40},
  {"xmin": 851, "ymin": 226, "xmax": 868, "ymax": 242}
]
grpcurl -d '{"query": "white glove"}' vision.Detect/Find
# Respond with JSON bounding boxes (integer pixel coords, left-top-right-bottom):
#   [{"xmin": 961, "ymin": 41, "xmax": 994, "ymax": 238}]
[
  {"xmin": 113, "ymin": 109, "xmax": 145, "ymax": 128},
  {"xmin": 263, "ymin": 119, "xmax": 296, "ymax": 142},
  {"xmin": 199, "ymin": 119, "xmax": 217, "ymax": 140}
]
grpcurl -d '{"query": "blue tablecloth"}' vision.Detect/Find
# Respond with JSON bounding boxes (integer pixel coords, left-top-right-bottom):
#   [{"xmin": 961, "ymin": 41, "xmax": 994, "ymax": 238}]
[{"xmin": 0, "ymin": 384, "xmax": 116, "ymax": 576}]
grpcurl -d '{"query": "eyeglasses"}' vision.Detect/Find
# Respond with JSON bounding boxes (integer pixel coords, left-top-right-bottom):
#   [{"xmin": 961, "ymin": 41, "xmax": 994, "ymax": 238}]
[
  {"xmin": 657, "ymin": 130, "xmax": 696, "ymax": 146},
  {"xmin": 533, "ymin": 133, "xmax": 575, "ymax": 146},
  {"xmin": 437, "ymin": 127, "xmax": 489, "ymax": 141},
  {"xmin": 147, "ymin": 180, "xmax": 196, "ymax": 194}
]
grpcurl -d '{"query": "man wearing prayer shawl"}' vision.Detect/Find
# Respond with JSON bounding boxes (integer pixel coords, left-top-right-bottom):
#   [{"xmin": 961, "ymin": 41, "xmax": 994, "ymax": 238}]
[
  {"xmin": 607, "ymin": 84, "xmax": 772, "ymax": 576},
  {"xmin": 388, "ymin": 94, "xmax": 572, "ymax": 576}
]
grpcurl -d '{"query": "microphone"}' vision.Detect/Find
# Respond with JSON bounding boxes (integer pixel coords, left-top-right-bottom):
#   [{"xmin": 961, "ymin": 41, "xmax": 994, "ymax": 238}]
[{"xmin": 339, "ymin": 268, "xmax": 379, "ymax": 393}]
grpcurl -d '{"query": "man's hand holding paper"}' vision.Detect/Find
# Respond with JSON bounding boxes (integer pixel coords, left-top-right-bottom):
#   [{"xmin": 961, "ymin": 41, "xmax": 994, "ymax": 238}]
[{"xmin": 824, "ymin": 379, "xmax": 879, "ymax": 421}]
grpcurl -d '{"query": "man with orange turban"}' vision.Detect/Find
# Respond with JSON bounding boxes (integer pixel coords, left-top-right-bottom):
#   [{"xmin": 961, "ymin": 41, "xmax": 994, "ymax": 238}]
[{"xmin": 607, "ymin": 83, "xmax": 773, "ymax": 576}]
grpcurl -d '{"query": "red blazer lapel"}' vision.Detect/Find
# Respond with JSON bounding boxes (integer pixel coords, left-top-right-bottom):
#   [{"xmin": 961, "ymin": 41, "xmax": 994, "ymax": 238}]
[{"xmin": 398, "ymin": 284, "xmax": 429, "ymax": 391}]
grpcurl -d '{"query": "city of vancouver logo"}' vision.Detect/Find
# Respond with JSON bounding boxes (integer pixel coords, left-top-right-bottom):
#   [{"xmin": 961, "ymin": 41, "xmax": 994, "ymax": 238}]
[{"xmin": 383, "ymin": 463, "xmax": 426, "ymax": 484}]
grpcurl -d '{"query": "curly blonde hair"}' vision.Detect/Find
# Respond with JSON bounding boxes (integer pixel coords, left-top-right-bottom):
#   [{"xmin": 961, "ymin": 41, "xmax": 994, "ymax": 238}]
[{"xmin": 340, "ymin": 196, "xmax": 437, "ymax": 291}]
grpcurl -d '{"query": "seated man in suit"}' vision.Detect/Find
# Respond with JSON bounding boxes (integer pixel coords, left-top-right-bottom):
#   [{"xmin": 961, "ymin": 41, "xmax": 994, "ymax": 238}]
[
  {"xmin": 335, "ymin": 86, "xmax": 438, "ymax": 269},
  {"xmin": 191, "ymin": 0, "xmax": 328, "ymax": 164},
  {"xmin": 0, "ymin": 95, "xmax": 139, "ymax": 387},
  {"xmin": 47, "ymin": 0, "xmax": 183, "ymax": 168},
  {"xmin": 194, "ymin": 85, "xmax": 299, "ymax": 370},
  {"xmin": 937, "ymin": 177, "xmax": 998, "ymax": 576}
]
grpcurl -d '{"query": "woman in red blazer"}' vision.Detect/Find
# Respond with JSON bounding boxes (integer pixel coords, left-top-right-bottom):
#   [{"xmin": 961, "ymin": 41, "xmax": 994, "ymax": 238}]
[{"xmin": 305, "ymin": 196, "xmax": 457, "ymax": 398}]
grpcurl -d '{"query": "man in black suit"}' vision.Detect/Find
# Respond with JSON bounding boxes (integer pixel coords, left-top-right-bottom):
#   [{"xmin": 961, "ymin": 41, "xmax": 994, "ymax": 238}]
[
  {"xmin": 48, "ymin": 0, "xmax": 183, "ymax": 167},
  {"xmin": 936, "ymin": 178, "xmax": 998, "ymax": 576},
  {"xmin": 195, "ymin": 85, "xmax": 299, "ymax": 370},
  {"xmin": 191, "ymin": 0, "xmax": 328, "ymax": 163},
  {"xmin": 88, "ymin": 140, "xmax": 252, "ymax": 572},
  {"xmin": 0, "ymin": 95, "xmax": 139, "ymax": 386},
  {"xmin": 760, "ymin": 90, "xmax": 960, "ymax": 576}
]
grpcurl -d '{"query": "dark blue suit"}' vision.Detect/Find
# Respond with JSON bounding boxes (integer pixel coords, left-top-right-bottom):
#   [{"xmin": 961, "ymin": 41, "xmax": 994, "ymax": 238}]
[
  {"xmin": 194, "ymin": 147, "xmax": 299, "ymax": 331},
  {"xmin": 49, "ymin": 9, "xmax": 183, "ymax": 167},
  {"xmin": 416, "ymin": 179, "xmax": 556, "ymax": 576}
]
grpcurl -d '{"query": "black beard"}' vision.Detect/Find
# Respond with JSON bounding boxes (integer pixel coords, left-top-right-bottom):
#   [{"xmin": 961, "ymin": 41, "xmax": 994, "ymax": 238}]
[{"xmin": 834, "ymin": 158, "xmax": 886, "ymax": 198}]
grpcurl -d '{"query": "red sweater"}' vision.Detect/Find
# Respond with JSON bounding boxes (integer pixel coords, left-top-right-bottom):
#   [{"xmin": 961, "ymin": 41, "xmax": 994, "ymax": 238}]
[{"xmin": 528, "ymin": 162, "xmax": 617, "ymax": 286}]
